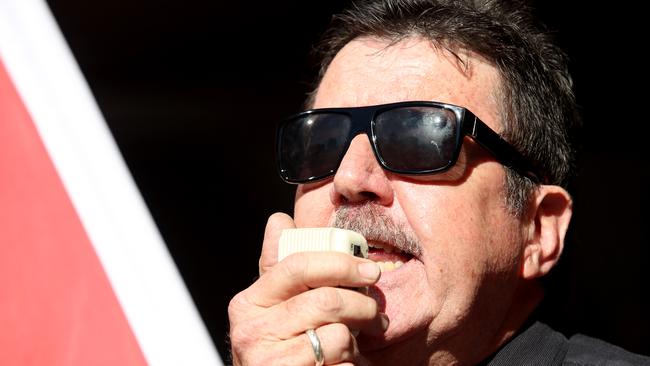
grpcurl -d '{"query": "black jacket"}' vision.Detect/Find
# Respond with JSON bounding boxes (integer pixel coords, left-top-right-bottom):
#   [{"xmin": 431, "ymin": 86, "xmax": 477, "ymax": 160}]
[{"xmin": 483, "ymin": 322, "xmax": 650, "ymax": 365}]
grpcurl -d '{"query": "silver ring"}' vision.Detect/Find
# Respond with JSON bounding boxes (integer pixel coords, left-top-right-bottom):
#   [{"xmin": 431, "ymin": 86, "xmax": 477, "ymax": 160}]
[{"xmin": 305, "ymin": 328, "xmax": 324, "ymax": 366}]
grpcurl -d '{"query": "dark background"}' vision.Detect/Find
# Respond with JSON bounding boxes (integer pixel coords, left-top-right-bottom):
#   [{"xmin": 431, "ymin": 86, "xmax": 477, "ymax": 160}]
[{"xmin": 45, "ymin": 0, "xmax": 649, "ymax": 361}]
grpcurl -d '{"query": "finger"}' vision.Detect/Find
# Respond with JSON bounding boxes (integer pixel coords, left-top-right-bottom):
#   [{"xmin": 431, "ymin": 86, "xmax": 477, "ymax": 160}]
[
  {"xmin": 230, "ymin": 323, "xmax": 355, "ymax": 366},
  {"xmin": 301, "ymin": 324, "xmax": 370, "ymax": 366},
  {"xmin": 248, "ymin": 252, "xmax": 381, "ymax": 307},
  {"xmin": 259, "ymin": 212, "xmax": 295, "ymax": 276},
  {"xmin": 263, "ymin": 286, "xmax": 388, "ymax": 338}
]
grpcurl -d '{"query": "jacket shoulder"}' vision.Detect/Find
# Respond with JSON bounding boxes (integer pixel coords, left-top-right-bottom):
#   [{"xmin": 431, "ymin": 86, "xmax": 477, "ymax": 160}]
[{"xmin": 564, "ymin": 334, "xmax": 650, "ymax": 366}]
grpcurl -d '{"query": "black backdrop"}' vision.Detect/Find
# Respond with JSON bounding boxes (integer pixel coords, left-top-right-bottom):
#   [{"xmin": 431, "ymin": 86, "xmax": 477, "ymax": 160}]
[{"xmin": 44, "ymin": 0, "xmax": 649, "ymax": 360}]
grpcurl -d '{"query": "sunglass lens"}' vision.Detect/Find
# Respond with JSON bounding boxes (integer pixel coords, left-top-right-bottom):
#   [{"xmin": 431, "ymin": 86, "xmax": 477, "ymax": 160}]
[
  {"xmin": 279, "ymin": 113, "xmax": 351, "ymax": 181},
  {"xmin": 374, "ymin": 107, "xmax": 459, "ymax": 172}
]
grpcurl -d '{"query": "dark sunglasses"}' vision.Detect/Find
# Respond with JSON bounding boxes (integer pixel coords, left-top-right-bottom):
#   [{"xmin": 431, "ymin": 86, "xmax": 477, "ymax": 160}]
[{"xmin": 276, "ymin": 101, "xmax": 542, "ymax": 184}]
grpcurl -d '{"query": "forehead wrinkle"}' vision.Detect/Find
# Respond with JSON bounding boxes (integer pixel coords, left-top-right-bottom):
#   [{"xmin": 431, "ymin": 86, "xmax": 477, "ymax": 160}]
[
  {"xmin": 315, "ymin": 37, "xmax": 503, "ymax": 131},
  {"xmin": 356, "ymin": 36, "xmax": 481, "ymax": 89},
  {"xmin": 323, "ymin": 38, "xmax": 438, "ymax": 106}
]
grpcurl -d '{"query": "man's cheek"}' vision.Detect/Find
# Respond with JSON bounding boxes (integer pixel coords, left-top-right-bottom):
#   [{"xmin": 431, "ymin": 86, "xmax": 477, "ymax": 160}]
[{"xmin": 295, "ymin": 193, "xmax": 333, "ymax": 226}]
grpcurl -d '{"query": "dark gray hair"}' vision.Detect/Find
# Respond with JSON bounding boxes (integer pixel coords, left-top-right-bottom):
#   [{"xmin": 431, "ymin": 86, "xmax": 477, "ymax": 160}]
[{"xmin": 307, "ymin": 0, "xmax": 579, "ymax": 216}]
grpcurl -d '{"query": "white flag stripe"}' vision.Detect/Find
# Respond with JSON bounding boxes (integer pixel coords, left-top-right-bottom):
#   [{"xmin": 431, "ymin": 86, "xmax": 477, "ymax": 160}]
[{"xmin": 0, "ymin": 1, "xmax": 223, "ymax": 365}]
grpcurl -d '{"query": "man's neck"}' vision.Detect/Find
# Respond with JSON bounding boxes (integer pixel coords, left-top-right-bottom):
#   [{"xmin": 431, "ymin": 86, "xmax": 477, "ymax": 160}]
[{"xmin": 474, "ymin": 280, "xmax": 545, "ymax": 365}]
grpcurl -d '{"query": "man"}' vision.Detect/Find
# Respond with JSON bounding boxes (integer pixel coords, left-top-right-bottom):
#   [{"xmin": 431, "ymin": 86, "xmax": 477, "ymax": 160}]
[{"xmin": 228, "ymin": 0, "xmax": 650, "ymax": 364}]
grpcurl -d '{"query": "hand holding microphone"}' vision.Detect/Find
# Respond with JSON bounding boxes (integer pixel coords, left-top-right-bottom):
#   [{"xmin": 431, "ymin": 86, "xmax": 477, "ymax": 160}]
[{"xmin": 228, "ymin": 213, "xmax": 387, "ymax": 366}]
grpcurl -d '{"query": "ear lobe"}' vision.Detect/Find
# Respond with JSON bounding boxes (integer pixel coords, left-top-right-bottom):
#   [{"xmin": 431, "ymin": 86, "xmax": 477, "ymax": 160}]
[{"xmin": 522, "ymin": 185, "xmax": 573, "ymax": 279}]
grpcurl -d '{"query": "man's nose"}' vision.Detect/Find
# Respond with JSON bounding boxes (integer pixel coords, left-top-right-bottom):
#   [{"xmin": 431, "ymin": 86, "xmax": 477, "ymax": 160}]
[{"xmin": 330, "ymin": 134, "xmax": 394, "ymax": 206}]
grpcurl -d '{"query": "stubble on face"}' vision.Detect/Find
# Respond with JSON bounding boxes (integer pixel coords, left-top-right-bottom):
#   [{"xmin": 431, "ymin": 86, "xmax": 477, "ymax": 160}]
[
  {"xmin": 333, "ymin": 203, "xmax": 422, "ymax": 257},
  {"xmin": 297, "ymin": 37, "xmax": 533, "ymax": 364}
]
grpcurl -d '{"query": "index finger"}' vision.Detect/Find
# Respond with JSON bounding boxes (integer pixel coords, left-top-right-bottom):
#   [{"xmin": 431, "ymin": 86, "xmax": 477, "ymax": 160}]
[{"xmin": 246, "ymin": 251, "xmax": 381, "ymax": 308}]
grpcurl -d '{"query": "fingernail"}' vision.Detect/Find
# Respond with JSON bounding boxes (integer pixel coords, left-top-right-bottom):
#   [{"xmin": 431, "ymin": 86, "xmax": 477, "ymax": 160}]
[
  {"xmin": 358, "ymin": 262, "xmax": 380, "ymax": 280},
  {"xmin": 381, "ymin": 313, "xmax": 390, "ymax": 331}
]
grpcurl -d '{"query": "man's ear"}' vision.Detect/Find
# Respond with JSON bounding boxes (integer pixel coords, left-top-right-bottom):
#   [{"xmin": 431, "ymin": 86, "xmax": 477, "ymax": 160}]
[{"xmin": 522, "ymin": 185, "xmax": 573, "ymax": 279}]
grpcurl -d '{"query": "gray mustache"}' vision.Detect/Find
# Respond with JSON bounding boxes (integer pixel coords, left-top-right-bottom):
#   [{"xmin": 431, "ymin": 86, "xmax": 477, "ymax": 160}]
[{"xmin": 333, "ymin": 203, "xmax": 422, "ymax": 257}]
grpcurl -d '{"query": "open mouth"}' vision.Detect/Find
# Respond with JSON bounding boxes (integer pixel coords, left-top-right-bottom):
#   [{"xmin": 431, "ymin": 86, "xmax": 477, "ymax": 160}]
[{"xmin": 367, "ymin": 242, "xmax": 415, "ymax": 272}]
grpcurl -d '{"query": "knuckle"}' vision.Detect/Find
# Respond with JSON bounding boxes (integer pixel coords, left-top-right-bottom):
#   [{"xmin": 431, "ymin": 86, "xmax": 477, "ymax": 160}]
[
  {"xmin": 228, "ymin": 322, "xmax": 256, "ymax": 351},
  {"xmin": 280, "ymin": 252, "xmax": 309, "ymax": 280},
  {"xmin": 228, "ymin": 292, "xmax": 245, "ymax": 310},
  {"xmin": 227, "ymin": 292, "xmax": 247, "ymax": 319},
  {"xmin": 330, "ymin": 322, "xmax": 353, "ymax": 344},
  {"xmin": 324, "ymin": 323, "xmax": 356, "ymax": 361},
  {"xmin": 285, "ymin": 286, "xmax": 344, "ymax": 317},
  {"xmin": 312, "ymin": 287, "xmax": 345, "ymax": 314}
]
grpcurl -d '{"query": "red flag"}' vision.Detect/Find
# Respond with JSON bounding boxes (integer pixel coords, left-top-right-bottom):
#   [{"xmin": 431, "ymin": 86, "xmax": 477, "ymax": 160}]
[
  {"xmin": 0, "ymin": 55, "xmax": 148, "ymax": 366},
  {"xmin": 0, "ymin": 1, "xmax": 222, "ymax": 365}
]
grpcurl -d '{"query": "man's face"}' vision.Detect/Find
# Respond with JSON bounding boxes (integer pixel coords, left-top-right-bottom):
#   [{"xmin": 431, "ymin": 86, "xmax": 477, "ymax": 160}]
[{"xmin": 292, "ymin": 37, "xmax": 531, "ymax": 364}]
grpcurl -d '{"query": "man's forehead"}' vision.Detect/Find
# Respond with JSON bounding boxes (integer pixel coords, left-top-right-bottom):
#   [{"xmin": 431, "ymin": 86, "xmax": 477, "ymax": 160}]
[{"xmin": 314, "ymin": 36, "xmax": 502, "ymax": 130}]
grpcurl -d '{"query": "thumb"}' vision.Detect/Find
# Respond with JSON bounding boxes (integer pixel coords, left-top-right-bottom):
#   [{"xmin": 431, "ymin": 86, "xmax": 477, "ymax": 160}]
[{"xmin": 259, "ymin": 212, "xmax": 296, "ymax": 276}]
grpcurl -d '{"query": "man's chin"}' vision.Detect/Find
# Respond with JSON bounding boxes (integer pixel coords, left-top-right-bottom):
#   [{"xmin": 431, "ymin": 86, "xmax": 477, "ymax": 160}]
[
  {"xmin": 357, "ymin": 330, "xmax": 428, "ymax": 366},
  {"xmin": 357, "ymin": 331, "xmax": 390, "ymax": 352},
  {"xmin": 368, "ymin": 257, "xmax": 430, "ymax": 323},
  {"xmin": 354, "ymin": 260, "xmax": 435, "ymax": 363}
]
